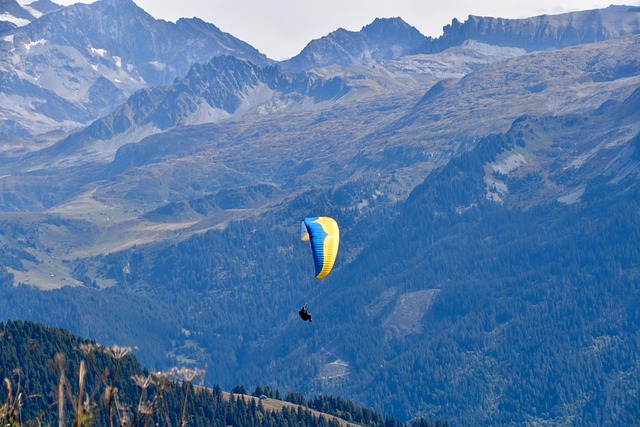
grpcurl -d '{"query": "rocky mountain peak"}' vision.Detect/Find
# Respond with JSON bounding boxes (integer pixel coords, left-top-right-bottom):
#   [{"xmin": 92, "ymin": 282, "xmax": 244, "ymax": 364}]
[
  {"xmin": 19, "ymin": 0, "xmax": 155, "ymax": 52},
  {"xmin": 89, "ymin": 0, "xmax": 148, "ymax": 17},
  {"xmin": 0, "ymin": 0, "xmax": 272, "ymax": 140},
  {"xmin": 418, "ymin": 5, "xmax": 640, "ymax": 53},
  {"xmin": 26, "ymin": 0, "xmax": 62, "ymax": 15},
  {"xmin": 43, "ymin": 54, "xmax": 350, "ymax": 163},
  {"xmin": 281, "ymin": 16, "xmax": 427, "ymax": 72},
  {"xmin": 361, "ymin": 17, "xmax": 423, "ymax": 40}
]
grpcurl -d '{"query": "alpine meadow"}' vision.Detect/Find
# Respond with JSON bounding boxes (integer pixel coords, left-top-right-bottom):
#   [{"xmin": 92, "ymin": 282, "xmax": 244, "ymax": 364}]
[{"xmin": 1, "ymin": 1, "xmax": 640, "ymax": 425}]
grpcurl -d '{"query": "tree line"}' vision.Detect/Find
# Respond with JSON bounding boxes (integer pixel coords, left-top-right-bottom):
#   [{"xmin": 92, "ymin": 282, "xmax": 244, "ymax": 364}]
[{"xmin": 0, "ymin": 320, "xmax": 445, "ymax": 427}]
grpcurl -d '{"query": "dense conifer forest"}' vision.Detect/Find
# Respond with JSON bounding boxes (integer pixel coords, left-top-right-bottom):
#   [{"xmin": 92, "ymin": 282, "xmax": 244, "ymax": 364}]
[{"xmin": 0, "ymin": 320, "xmax": 445, "ymax": 427}]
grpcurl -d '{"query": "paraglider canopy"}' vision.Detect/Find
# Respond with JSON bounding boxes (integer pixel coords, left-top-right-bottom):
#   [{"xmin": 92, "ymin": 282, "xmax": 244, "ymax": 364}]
[{"xmin": 300, "ymin": 216, "xmax": 340, "ymax": 279}]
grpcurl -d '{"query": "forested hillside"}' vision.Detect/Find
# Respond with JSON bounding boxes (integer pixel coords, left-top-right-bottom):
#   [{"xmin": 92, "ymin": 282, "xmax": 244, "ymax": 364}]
[
  {"xmin": 332, "ymin": 133, "xmax": 640, "ymax": 425},
  {"xmin": 1, "ymin": 125, "xmax": 638, "ymax": 425},
  {"xmin": 0, "ymin": 320, "xmax": 444, "ymax": 427}
]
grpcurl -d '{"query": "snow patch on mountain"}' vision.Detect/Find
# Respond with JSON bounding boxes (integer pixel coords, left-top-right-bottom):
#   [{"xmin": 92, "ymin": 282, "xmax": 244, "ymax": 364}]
[
  {"xmin": 148, "ymin": 60, "xmax": 166, "ymax": 71},
  {"xmin": 22, "ymin": 5, "xmax": 43, "ymax": 19},
  {"xmin": 24, "ymin": 38, "xmax": 46, "ymax": 51},
  {"xmin": 89, "ymin": 47, "xmax": 108, "ymax": 57},
  {"xmin": 0, "ymin": 12, "xmax": 30, "ymax": 27},
  {"xmin": 1, "ymin": 0, "xmax": 272, "ymax": 139}
]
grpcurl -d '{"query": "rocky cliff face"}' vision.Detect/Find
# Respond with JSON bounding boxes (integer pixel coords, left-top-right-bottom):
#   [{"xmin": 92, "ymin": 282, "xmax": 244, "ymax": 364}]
[
  {"xmin": 281, "ymin": 17, "xmax": 428, "ymax": 72},
  {"xmin": 110, "ymin": 55, "xmax": 349, "ymax": 132},
  {"xmin": 39, "ymin": 55, "xmax": 350, "ymax": 164},
  {"xmin": 0, "ymin": 0, "xmax": 271, "ymax": 139},
  {"xmin": 16, "ymin": 0, "xmax": 271, "ymax": 85},
  {"xmin": 418, "ymin": 5, "xmax": 640, "ymax": 53}
]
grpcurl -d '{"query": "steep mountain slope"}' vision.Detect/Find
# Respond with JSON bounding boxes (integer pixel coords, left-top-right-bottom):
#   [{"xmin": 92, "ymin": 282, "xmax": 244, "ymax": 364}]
[
  {"xmin": 33, "ymin": 55, "xmax": 350, "ymax": 166},
  {"xmin": 231, "ymin": 84, "xmax": 639, "ymax": 424},
  {"xmin": 0, "ymin": 0, "xmax": 36, "ymax": 33},
  {"xmin": 375, "ymin": 34, "xmax": 640, "ymax": 150},
  {"xmin": 418, "ymin": 5, "xmax": 640, "ymax": 53},
  {"xmin": 339, "ymin": 131, "xmax": 640, "ymax": 425},
  {"xmin": 0, "ymin": 0, "xmax": 270, "ymax": 139},
  {"xmin": 1, "ymin": 320, "xmax": 420, "ymax": 427},
  {"xmin": 281, "ymin": 17, "xmax": 428, "ymax": 72}
]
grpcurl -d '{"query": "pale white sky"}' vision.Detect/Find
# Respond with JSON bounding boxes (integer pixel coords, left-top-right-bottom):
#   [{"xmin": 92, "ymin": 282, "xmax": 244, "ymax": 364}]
[{"xmin": 22, "ymin": 1, "xmax": 640, "ymax": 60}]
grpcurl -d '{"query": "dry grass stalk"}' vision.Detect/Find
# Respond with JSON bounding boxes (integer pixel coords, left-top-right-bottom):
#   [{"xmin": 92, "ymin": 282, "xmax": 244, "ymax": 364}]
[
  {"xmin": 103, "ymin": 345, "xmax": 135, "ymax": 427},
  {"xmin": 54, "ymin": 353, "xmax": 67, "ymax": 427},
  {"xmin": 72, "ymin": 360, "xmax": 87, "ymax": 427},
  {"xmin": 2, "ymin": 341, "xmax": 206, "ymax": 427},
  {"xmin": 1, "ymin": 376, "xmax": 23, "ymax": 426}
]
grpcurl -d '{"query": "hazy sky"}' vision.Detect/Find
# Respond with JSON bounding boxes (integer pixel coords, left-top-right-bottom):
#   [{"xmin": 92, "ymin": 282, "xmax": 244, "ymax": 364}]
[{"xmin": 25, "ymin": 0, "xmax": 640, "ymax": 59}]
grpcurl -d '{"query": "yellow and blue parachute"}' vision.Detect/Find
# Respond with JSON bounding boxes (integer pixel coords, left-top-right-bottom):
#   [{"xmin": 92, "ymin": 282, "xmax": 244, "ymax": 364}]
[{"xmin": 300, "ymin": 216, "xmax": 340, "ymax": 279}]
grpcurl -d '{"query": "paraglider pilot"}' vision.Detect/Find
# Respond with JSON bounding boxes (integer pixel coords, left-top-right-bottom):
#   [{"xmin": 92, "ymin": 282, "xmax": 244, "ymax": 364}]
[{"xmin": 299, "ymin": 306, "xmax": 313, "ymax": 322}]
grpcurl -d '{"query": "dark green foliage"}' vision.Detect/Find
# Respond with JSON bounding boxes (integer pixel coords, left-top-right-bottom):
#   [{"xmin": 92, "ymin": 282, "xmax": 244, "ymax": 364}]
[
  {"xmin": 0, "ymin": 246, "xmax": 36, "ymax": 270},
  {"xmin": 0, "ymin": 268, "xmax": 13, "ymax": 287},
  {"xmin": 308, "ymin": 395, "xmax": 404, "ymax": 427},
  {"xmin": 231, "ymin": 384, "xmax": 248, "ymax": 395},
  {"xmin": 286, "ymin": 391, "xmax": 307, "ymax": 406},
  {"xmin": 0, "ymin": 321, "xmax": 411, "ymax": 427},
  {"xmin": 318, "ymin": 136, "xmax": 640, "ymax": 425},
  {"xmin": 0, "ymin": 320, "xmax": 143, "ymax": 426},
  {"xmin": 0, "ymin": 280, "xmax": 179, "ymax": 371}
]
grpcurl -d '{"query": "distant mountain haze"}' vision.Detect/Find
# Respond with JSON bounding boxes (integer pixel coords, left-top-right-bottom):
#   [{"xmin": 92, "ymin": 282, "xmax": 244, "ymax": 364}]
[{"xmin": 1, "ymin": 1, "xmax": 638, "ymax": 140}]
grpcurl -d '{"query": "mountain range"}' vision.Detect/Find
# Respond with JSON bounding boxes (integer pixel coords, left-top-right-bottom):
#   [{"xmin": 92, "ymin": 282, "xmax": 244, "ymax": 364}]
[
  {"xmin": 419, "ymin": 5, "xmax": 640, "ymax": 53},
  {"xmin": 1, "ymin": 1, "xmax": 640, "ymax": 425},
  {"xmin": 2, "ymin": 2, "xmax": 639, "ymax": 142},
  {"xmin": 0, "ymin": 0, "xmax": 270, "ymax": 139}
]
